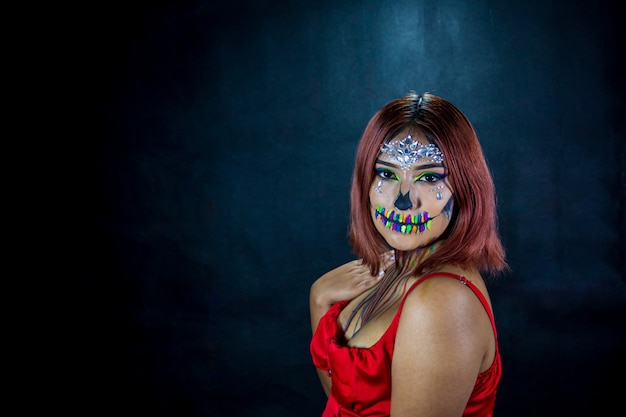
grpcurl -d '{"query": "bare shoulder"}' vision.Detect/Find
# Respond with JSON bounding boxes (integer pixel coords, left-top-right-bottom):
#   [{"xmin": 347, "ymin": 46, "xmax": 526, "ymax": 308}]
[
  {"xmin": 391, "ymin": 272, "xmax": 496, "ymax": 414},
  {"xmin": 401, "ymin": 267, "xmax": 491, "ymax": 329}
]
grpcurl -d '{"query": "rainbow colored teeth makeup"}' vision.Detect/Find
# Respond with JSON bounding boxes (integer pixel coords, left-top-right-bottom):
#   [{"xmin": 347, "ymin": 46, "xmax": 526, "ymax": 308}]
[{"xmin": 374, "ymin": 206, "xmax": 433, "ymax": 234}]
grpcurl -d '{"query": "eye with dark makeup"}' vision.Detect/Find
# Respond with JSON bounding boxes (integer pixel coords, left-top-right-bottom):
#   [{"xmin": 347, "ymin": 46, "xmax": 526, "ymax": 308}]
[
  {"xmin": 413, "ymin": 171, "xmax": 447, "ymax": 184},
  {"xmin": 375, "ymin": 167, "xmax": 398, "ymax": 181}
]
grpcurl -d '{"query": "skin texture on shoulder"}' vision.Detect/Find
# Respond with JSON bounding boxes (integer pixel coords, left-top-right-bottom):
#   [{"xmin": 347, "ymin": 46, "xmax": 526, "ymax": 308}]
[{"xmin": 391, "ymin": 268, "xmax": 496, "ymax": 416}]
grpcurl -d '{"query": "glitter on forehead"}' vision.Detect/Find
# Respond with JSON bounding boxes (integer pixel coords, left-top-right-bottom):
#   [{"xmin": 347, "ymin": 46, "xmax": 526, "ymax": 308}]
[{"xmin": 380, "ymin": 134, "xmax": 444, "ymax": 171}]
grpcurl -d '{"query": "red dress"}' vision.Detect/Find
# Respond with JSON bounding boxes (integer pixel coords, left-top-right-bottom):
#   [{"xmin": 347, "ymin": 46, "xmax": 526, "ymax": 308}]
[{"xmin": 310, "ymin": 272, "xmax": 502, "ymax": 417}]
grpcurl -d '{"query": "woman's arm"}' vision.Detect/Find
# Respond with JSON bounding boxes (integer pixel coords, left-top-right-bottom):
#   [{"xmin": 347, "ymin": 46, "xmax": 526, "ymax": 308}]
[
  {"xmin": 309, "ymin": 259, "xmax": 386, "ymax": 395},
  {"xmin": 390, "ymin": 277, "xmax": 494, "ymax": 416}
]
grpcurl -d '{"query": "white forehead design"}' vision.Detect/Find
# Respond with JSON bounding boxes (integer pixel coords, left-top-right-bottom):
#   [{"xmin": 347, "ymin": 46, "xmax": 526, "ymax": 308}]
[{"xmin": 379, "ymin": 134, "xmax": 444, "ymax": 171}]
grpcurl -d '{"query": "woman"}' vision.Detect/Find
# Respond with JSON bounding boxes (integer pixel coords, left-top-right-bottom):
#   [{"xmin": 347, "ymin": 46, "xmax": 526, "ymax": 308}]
[{"xmin": 310, "ymin": 92, "xmax": 508, "ymax": 417}]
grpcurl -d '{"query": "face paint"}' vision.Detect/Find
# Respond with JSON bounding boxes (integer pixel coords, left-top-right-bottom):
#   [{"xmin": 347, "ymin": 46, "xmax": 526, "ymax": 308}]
[
  {"xmin": 394, "ymin": 190, "xmax": 412, "ymax": 210},
  {"xmin": 374, "ymin": 206, "xmax": 434, "ymax": 234},
  {"xmin": 369, "ymin": 130, "xmax": 453, "ymax": 251},
  {"xmin": 373, "ymin": 195, "xmax": 454, "ymax": 235},
  {"xmin": 442, "ymin": 196, "xmax": 454, "ymax": 219}
]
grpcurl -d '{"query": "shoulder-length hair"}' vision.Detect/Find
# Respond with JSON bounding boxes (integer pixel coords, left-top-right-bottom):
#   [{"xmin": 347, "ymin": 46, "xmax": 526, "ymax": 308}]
[{"xmin": 349, "ymin": 92, "xmax": 508, "ymax": 276}]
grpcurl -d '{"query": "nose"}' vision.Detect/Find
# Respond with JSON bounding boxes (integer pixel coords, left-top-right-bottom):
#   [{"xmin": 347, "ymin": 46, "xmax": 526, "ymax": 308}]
[{"xmin": 394, "ymin": 190, "xmax": 413, "ymax": 210}]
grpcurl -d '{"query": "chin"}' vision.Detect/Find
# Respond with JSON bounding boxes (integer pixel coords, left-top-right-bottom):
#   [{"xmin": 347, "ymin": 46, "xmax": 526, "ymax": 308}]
[
  {"xmin": 380, "ymin": 228, "xmax": 443, "ymax": 252},
  {"xmin": 384, "ymin": 236, "xmax": 427, "ymax": 252}
]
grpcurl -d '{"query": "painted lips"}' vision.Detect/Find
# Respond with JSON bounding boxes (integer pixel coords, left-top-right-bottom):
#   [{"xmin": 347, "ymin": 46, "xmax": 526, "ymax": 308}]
[{"xmin": 374, "ymin": 206, "xmax": 432, "ymax": 234}]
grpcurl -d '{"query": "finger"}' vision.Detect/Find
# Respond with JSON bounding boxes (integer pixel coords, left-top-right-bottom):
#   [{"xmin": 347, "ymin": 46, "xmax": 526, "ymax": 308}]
[{"xmin": 358, "ymin": 277, "xmax": 380, "ymax": 289}]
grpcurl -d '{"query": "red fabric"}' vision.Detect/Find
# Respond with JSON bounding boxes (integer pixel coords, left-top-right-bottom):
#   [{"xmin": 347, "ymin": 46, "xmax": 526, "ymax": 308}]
[{"xmin": 310, "ymin": 272, "xmax": 502, "ymax": 417}]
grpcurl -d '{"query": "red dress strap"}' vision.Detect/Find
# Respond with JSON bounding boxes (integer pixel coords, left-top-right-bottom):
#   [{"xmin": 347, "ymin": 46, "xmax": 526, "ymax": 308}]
[{"xmin": 398, "ymin": 271, "xmax": 498, "ymax": 339}]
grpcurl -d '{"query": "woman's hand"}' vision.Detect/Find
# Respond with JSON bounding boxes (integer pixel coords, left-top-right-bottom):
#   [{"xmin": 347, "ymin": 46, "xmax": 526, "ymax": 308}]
[
  {"xmin": 310, "ymin": 252, "xmax": 394, "ymax": 333},
  {"xmin": 311, "ymin": 260, "xmax": 381, "ymax": 310},
  {"xmin": 309, "ymin": 253, "xmax": 393, "ymax": 397}
]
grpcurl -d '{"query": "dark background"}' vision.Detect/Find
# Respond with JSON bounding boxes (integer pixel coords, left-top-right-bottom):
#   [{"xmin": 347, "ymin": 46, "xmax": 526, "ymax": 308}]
[{"xmin": 83, "ymin": 1, "xmax": 625, "ymax": 416}]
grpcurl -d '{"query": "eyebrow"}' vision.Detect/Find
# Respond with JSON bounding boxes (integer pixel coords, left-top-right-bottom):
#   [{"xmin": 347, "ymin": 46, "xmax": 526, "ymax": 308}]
[{"xmin": 375, "ymin": 159, "xmax": 445, "ymax": 170}]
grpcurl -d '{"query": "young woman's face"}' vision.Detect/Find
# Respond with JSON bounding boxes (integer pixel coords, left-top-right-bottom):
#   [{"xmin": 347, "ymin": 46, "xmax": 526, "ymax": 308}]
[{"xmin": 369, "ymin": 130, "xmax": 454, "ymax": 251}]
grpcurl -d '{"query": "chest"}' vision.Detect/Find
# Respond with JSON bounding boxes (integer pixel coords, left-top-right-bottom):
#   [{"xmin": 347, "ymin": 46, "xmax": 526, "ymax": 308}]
[{"xmin": 338, "ymin": 297, "xmax": 402, "ymax": 348}]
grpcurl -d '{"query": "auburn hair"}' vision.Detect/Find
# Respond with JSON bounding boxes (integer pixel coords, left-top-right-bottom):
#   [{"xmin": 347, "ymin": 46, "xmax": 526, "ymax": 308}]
[{"xmin": 349, "ymin": 92, "xmax": 508, "ymax": 276}]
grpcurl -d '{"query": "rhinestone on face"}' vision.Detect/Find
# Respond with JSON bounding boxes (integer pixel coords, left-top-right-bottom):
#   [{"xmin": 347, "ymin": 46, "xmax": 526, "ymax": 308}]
[{"xmin": 380, "ymin": 135, "xmax": 444, "ymax": 170}]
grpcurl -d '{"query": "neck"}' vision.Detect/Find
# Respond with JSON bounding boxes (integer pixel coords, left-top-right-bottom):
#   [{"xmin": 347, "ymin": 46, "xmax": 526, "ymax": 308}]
[
  {"xmin": 345, "ymin": 241, "xmax": 443, "ymax": 337},
  {"xmin": 393, "ymin": 240, "xmax": 441, "ymax": 271}
]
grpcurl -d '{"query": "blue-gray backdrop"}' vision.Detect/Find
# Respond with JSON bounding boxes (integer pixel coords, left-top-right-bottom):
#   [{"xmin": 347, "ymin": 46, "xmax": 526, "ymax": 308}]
[{"xmin": 85, "ymin": 1, "xmax": 625, "ymax": 416}]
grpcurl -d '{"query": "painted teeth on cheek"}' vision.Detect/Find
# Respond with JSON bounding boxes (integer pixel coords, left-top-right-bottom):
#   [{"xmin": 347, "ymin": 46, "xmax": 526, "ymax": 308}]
[{"xmin": 374, "ymin": 206, "xmax": 433, "ymax": 234}]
